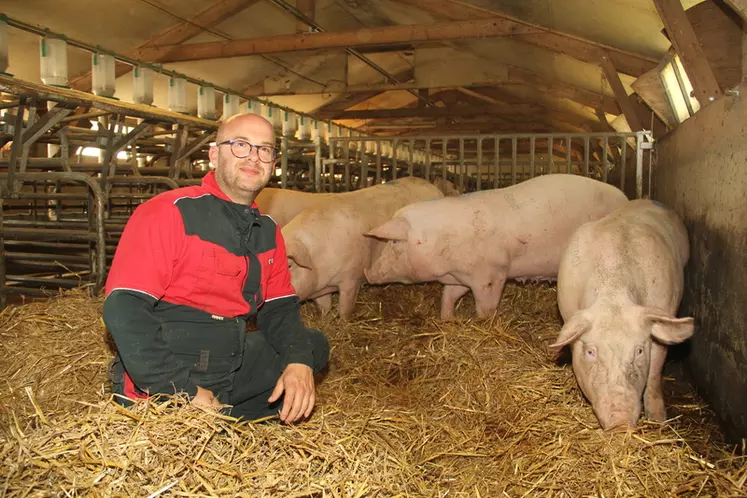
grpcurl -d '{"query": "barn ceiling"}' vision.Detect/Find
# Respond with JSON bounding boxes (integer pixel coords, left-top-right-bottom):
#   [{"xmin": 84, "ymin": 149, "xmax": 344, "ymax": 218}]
[{"xmin": 1, "ymin": 0, "xmax": 710, "ymax": 137}]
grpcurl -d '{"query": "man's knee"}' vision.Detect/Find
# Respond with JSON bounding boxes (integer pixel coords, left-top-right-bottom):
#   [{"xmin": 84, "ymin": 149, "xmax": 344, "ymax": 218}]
[{"xmin": 307, "ymin": 328, "xmax": 329, "ymax": 374}]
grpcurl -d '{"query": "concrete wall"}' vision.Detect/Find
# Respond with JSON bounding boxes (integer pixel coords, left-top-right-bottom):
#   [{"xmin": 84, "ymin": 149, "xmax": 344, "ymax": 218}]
[{"xmin": 653, "ymin": 84, "xmax": 747, "ymax": 443}]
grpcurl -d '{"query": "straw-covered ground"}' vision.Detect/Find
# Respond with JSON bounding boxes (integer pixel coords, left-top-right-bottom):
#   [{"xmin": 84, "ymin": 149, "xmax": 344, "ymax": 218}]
[{"xmin": 0, "ymin": 283, "xmax": 745, "ymax": 497}]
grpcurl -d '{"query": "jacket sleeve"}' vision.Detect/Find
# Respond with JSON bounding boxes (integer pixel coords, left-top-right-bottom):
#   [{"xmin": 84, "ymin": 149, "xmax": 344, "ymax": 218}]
[
  {"xmin": 255, "ymin": 226, "xmax": 314, "ymax": 370},
  {"xmin": 102, "ymin": 200, "xmax": 198, "ymax": 398}
]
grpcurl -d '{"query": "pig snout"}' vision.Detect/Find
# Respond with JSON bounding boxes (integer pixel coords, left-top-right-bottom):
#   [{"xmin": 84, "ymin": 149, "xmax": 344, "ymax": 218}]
[
  {"xmin": 364, "ymin": 266, "xmax": 383, "ymax": 284},
  {"xmin": 594, "ymin": 398, "xmax": 641, "ymax": 431}
]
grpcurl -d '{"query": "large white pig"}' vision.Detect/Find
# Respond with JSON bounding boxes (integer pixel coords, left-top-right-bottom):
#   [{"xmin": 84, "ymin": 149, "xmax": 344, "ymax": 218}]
[
  {"xmin": 283, "ymin": 176, "xmax": 444, "ymax": 318},
  {"xmin": 255, "ymin": 188, "xmax": 336, "ymax": 226},
  {"xmin": 549, "ymin": 198, "xmax": 694, "ymax": 430},
  {"xmin": 364, "ymin": 174, "xmax": 629, "ymax": 319},
  {"xmin": 256, "ymin": 179, "xmax": 460, "ymax": 226}
]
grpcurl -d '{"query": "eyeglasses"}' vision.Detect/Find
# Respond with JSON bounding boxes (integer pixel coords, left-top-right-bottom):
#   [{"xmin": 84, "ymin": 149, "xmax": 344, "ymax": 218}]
[{"xmin": 213, "ymin": 139, "xmax": 278, "ymax": 163}]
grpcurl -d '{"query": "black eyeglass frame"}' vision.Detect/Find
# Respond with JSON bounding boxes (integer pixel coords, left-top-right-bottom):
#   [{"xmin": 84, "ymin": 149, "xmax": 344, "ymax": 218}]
[{"xmin": 213, "ymin": 138, "xmax": 279, "ymax": 163}]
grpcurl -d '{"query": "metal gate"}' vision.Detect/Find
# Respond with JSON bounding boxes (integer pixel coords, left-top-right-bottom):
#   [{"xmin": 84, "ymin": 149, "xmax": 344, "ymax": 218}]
[{"xmin": 311, "ymin": 131, "xmax": 654, "ymax": 199}]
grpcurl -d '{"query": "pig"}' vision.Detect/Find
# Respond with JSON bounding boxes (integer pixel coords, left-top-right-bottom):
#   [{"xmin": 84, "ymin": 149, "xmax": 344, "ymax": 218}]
[
  {"xmin": 549, "ymin": 198, "xmax": 694, "ymax": 430},
  {"xmin": 283, "ymin": 176, "xmax": 444, "ymax": 318},
  {"xmin": 364, "ymin": 174, "xmax": 629, "ymax": 319},
  {"xmin": 255, "ymin": 179, "xmax": 453, "ymax": 226},
  {"xmin": 431, "ymin": 177, "xmax": 461, "ymax": 197},
  {"xmin": 255, "ymin": 188, "xmax": 336, "ymax": 226}
]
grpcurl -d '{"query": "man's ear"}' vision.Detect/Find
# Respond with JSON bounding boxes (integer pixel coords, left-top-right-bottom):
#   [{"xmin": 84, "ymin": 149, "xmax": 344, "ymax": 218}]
[{"xmin": 208, "ymin": 144, "xmax": 218, "ymax": 169}]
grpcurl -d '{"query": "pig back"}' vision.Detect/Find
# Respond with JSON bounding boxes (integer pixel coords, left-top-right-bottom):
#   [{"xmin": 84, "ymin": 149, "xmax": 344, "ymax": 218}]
[
  {"xmin": 473, "ymin": 175, "xmax": 627, "ymax": 276},
  {"xmin": 563, "ymin": 198, "xmax": 690, "ymax": 314},
  {"xmin": 255, "ymin": 188, "xmax": 336, "ymax": 226},
  {"xmin": 283, "ymin": 177, "xmax": 444, "ymax": 281}
]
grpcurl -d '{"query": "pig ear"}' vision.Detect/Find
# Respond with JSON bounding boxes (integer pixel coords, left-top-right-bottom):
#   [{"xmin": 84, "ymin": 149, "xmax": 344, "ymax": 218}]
[
  {"xmin": 285, "ymin": 239, "xmax": 313, "ymax": 270},
  {"xmin": 641, "ymin": 308, "xmax": 695, "ymax": 345},
  {"xmin": 549, "ymin": 312, "xmax": 591, "ymax": 354},
  {"xmin": 365, "ymin": 217, "xmax": 410, "ymax": 241}
]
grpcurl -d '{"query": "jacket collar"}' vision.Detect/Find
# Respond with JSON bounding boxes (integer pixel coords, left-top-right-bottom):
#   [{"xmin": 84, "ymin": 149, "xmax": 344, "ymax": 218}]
[{"xmin": 202, "ymin": 171, "xmax": 262, "ymax": 225}]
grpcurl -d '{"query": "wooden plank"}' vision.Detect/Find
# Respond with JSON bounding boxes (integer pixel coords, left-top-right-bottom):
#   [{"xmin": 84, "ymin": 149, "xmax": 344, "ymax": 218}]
[
  {"xmin": 251, "ymin": 63, "xmax": 620, "ymax": 116},
  {"xmin": 136, "ymin": 18, "xmax": 561, "ymax": 62},
  {"xmin": 684, "ymin": 0, "xmax": 744, "ymax": 92},
  {"xmin": 723, "ymin": 0, "xmax": 747, "ymax": 22},
  {"xmin": 652, "ymin": 0, "xmax": 723, "ymax": 105},
  {"xmin": 70, "ymin": 0, "xmax": 261, "ymax": 91},
  {"xmin": 451, "ymin": 86, "xmax": 603, "ymax": 129},
  {"xmin": 506, "ymin": 66, "xmax": 620, "ymax": 115},
  {"xmin": 397, "ymin": 0, "xmax": 657, "ymax": 77},
  {"xmin": 631, "ymin": 66, "xmax": 677, "ymax": 129},
  {"xmin": 455, "ymin": 87, "xmax": 500, "ymax": 105},
  {"xmin": 318, "ymin": 103, "xmax": 541, "ymax": 120},
  {"xmin": 600, "ymin": 53, "xmax": 644, "ymax": 132},
  {"xmin": 296, "ymin": 0, "xmax": 315, "ymax": 33}
]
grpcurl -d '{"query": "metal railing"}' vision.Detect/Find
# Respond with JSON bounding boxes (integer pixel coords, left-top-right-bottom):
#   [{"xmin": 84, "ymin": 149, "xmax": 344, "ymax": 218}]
[{"xmin": 323, "ymin": 131, "xmax": 654, "ymax": 199}]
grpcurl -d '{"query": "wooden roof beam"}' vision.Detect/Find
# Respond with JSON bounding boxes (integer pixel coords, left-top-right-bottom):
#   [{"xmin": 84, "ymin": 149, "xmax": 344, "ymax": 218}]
[
  {"xmin": 318, "ymin": 103, "xmax": 543, "ymax": 120},
  {"xmin": 70, "ymin": 0, "xmax": 261, "ymax": 91},
  {"xmin": 296, "ymin": 0, "xmax": 315, "ymax": 33},
  {"xmin": 136, "ymin": 16, "xmax": 655, "ymax": 77},
  {"xmin": 448, "ymin": 87, "xmax": 602, "ymax": 130},
  {"xmin": 723, "ymin": 0, "xmax": 747, "ymax": 22},
  {"xmin": 652, "ymin": 0, "xmax": 723, "ymax": 105},
  {"xmin": 136, "ymin": 17, "xmax": 568, "ymax": 62},
  {"xmin": 600, "ymin": 53, "xmax": 644, "ymax": 132},
  {"xmin": 248, "ymin": 65, "xmax": 619, "ymax": 116},
  {"xmin": 397, "ymin": 0, "xmax": 657, "ymax": 77}
]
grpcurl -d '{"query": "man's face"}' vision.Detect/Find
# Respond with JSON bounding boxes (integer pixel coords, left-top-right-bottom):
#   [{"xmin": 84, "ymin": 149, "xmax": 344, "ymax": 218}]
[{"xmin": 209, "ymin": 114, "xmax": 276, "ymax": 204}]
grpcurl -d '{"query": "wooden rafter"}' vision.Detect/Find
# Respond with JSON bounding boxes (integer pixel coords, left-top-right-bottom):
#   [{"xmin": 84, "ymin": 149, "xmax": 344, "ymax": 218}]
[
  {"xmin": 70, "ymin": 0, "xmax": 261, "ymax": 91},
  {"xmin": 249, "ymin": 64, "xmax": 619, "ymax": 116},
  {"xmin": 448, "ymin": 87, "xmax": 601, "ymax": 130},
  {"xmin": 600, "ymin": 53, "xmax": 644, "ymax": 132},
  {"xmin": 652, "ymin": 0, "xmax": 723, "ymax": 105},
  {"xmin": 296, "ymin": 0, "xmax": 315, "ymax": 33},
  {"xmin": 397, "ymin": 0, "xmax": 657, "ymax": 77},
  {"xmin": 312, "ymin": 68, "xmax": 415, "ymax": 114},
  {"xmin": 318, "ymin": 103, "xmax": 542, "ymax": 120},
  {"xmin": 136, "ymin": 17, "xmax": 621, "ymax": 63},
  {"xmin": 723, "ymin": 0, "xmax": 747, "ymax": 22}
]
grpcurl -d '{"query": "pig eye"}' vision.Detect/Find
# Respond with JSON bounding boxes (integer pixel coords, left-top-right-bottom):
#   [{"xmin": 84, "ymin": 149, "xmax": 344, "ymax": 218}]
[
  {"xmin": 635, "ymin": 346, "xmax": 644, "ymax": 357},
  {"xmin": 584, "ymin": 346, "xmax": 596, "ymax": 360}
]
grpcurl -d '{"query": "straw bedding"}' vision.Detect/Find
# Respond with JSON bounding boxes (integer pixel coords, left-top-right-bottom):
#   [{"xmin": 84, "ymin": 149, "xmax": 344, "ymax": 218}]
[{"xmin": 0, "ymin": 283, "xmax": 745, "ymax": 497}]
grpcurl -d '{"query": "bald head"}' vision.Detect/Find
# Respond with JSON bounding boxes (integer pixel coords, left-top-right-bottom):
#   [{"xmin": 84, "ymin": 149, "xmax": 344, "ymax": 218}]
[{"xmin": 217, "ymin": 112, "xmax": 275, "ymax": 144}]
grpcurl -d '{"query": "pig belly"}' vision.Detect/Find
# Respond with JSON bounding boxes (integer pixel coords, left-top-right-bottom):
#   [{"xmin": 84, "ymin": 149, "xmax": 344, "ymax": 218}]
[
  {"xmin": 308, "ymin": 285, "xmax": 338, "ymax": 299},
  {"xmin": 507, "ymin": 251, "xmax": 562, "ymax": 280}
]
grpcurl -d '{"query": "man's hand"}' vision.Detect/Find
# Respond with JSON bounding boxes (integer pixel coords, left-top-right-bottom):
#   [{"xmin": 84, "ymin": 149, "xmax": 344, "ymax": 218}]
[
  {"xmin": 268, "ymin": 363, "xmax": 315, "ymax": 423},
  {"xmin": 191, "ymin": 386, "xmax": 223, "ymax": 410}
]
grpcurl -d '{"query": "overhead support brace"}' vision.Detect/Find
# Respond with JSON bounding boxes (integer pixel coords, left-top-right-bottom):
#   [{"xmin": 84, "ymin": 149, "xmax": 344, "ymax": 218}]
[
  {"xmin": 652, "ymin": 0, "xmax": 723, "ymax": 105},
  {"xmin": 71, "ymin": 0, "xmax": 262, "ymax": 91},
  {"xmin": 600, "ymin": 54, "xmax": 644, "ymax": 132}
]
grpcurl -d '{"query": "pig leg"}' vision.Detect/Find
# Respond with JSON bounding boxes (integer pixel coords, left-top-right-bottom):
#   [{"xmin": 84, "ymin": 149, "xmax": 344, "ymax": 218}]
[
  {"xmin": 643, "ymin": 342, "xmax": 668, "ymax": 422},
  {"xmin": 337, "ymin": 280, "xmax": 361, "ymax": 320},
  {"xmin": 472, "ymin": 273, "xmax": 508, "ymax": 317},
  {"xmin": 440, "ymin": 284, "xmax": 471, "ymax": 319},
  {"xmin": 313, "ymin": 294, "xmax": 333, "ymax": 316}
]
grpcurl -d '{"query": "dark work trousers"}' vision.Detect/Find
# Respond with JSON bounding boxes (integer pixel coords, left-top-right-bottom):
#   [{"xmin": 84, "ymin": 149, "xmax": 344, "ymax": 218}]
[
  {"xmin": 110, "ymin": 323, "xmax": 329, "ymax": 421},
  {"xmin": 224, "ymin": 327, "xmax": 329, "ymax": 421}
]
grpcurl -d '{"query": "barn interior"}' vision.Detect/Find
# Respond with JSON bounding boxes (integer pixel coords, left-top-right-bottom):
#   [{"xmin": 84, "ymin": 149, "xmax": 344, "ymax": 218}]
[{"xmin": 0, "ymin": 0, "xmax": 746, "ymax": 495}]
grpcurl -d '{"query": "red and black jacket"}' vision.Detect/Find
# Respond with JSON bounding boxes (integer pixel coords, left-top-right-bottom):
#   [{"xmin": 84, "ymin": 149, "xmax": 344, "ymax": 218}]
[{"xmin": 103, "ymin": 171, "xmax": 312, "ymax": 400}]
